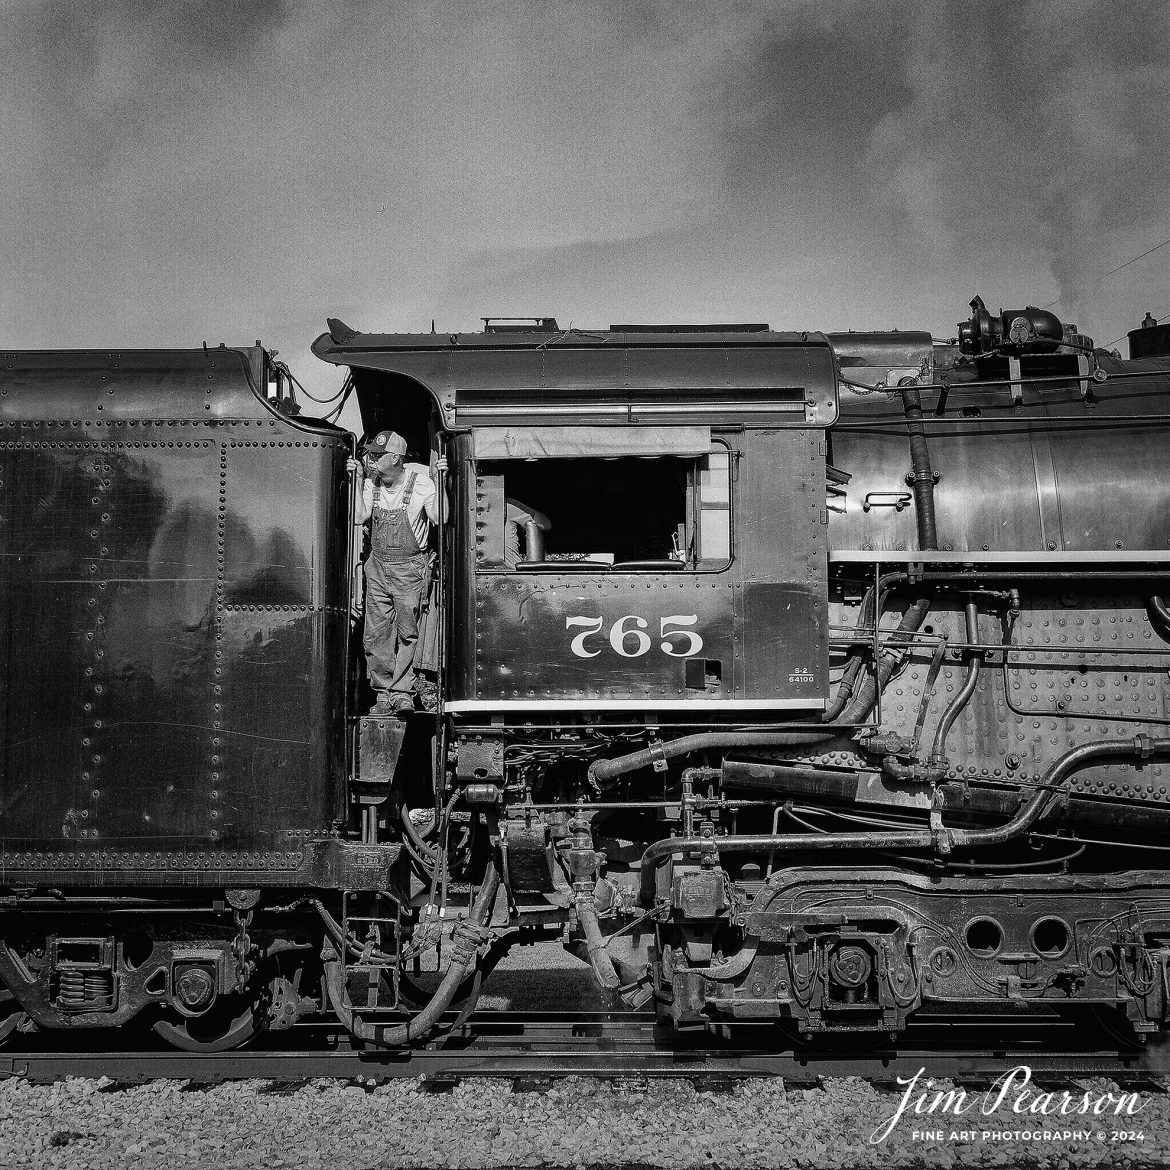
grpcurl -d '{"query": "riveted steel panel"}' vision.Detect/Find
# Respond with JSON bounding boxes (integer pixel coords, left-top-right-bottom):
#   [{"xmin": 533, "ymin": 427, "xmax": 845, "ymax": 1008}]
[
  {"xmin": 1, "ymin": 357, "xmax": 350, "ymax": 862},
  {"xmin": 215, "ymin": 606, "xmax": 344, "ymax": 843},
  {"xmin": 222, "ymin": 439, "xmax": 345, "ymax": 608},
  {"xmin": 0, "ymin": 839, "xmax": 405, "ymax": 892},
  {"xmin": 1, "ymin": 438, "xmax": 100, "ymax": 841},
  {"xmin": 820, "ymin": 589, "xmax": 1170, "ymax": 805},
  {"xmin": 471, "ymin": 575, "xmax": 736, "ymax": 701},
  {"xmin": 741, "ymin": 582, "xmax": 826, "ymax": 701},
  {"xmin": 1, "ymin": 433, "xmax": 223, "ymax": 849}
]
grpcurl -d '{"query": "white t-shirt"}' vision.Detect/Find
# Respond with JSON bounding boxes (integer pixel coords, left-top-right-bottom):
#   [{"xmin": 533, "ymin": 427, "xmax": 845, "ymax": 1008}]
[{"xmin": 361, "ymin": 463, "xmax": 437, "ymax": 550}]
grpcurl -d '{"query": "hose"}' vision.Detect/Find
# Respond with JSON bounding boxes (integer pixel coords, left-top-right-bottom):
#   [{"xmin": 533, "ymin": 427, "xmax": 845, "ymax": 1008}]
[
  {"xmin": 400, "ymin": 804, "xmax": 439, "ymax": 862},
  {"xmin": 835, "ymin": 597, "xmax": 931, "ymax": 725},
  {"xmin": 575, "ymin": 896, "xmax": 621, "ymax": 989},
  {"xmin": 325, "ymin": 855, "xmax": 500, "ymax": 1045},
  {"xmin": 822, "ymin": 656, "xmax": 865, "ymax": 722},
  {"xmin": 883, "ymin": 600, "xmax": 981, "ymax": 781},
  {"xmin": 822, "ymin": 574, "xmax": 904, "ymax": 721}
]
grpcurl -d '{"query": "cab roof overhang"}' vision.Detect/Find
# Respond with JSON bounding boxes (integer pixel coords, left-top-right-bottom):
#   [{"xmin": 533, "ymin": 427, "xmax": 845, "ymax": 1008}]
[{"xmin": 311, "ymin": 326, "xmax": 839, "ymax": 429}]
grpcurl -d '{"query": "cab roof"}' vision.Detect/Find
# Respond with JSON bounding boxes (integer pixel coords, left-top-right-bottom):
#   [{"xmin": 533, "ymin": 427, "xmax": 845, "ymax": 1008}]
[{"xmin": 311, "ymin": 322, "xmax": 839, "ymax": 428}]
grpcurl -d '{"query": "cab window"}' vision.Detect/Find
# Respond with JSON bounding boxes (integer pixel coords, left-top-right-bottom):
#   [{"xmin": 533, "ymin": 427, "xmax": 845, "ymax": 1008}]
[{"xmin": 473, "ymin": 445, "xmax": 731, "ymax": 571}]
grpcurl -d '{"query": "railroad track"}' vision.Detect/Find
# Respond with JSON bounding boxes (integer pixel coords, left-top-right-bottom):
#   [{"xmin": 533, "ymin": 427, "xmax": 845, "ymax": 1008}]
[{"xmin": 3, "ymin": 1011, "xmax": 1170, "ymax": 1086}]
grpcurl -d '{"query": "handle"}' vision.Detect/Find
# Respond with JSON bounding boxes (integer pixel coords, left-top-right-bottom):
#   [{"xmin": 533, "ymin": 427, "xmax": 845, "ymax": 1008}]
[{"xmin": 862, "ymin": 491, "xmax": 912, "ymax": 513}]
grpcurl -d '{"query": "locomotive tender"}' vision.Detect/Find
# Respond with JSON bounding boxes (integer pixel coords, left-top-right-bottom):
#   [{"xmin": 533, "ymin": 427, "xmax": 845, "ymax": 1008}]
[{"xmin": 3, "ymin": 300, "xmax": 1170, "ymax": 1049}]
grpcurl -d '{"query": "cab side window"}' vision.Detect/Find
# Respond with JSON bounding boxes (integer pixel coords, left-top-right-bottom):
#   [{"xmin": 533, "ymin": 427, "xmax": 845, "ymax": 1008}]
[{"xmin": 474, "ymin": 446, "xmax": 731, "ymax": 571}]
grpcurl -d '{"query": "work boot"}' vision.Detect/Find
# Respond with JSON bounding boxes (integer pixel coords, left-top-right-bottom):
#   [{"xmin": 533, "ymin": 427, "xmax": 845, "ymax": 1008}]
[
  {"xmin": 416, "ymin": 677, "xmax": 439, "ymax": 712},
  {"xmin": 390, "ymin": 691, "xmax": 415, "ymax": 715},
  {"xmin": 371, "ymin": 691, "xmax": 395, "ymax": 714}
]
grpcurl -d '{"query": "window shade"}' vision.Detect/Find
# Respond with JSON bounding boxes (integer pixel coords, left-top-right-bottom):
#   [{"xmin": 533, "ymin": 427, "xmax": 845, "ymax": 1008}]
[{"xmin": 473, "ymin": 425, "xmax": 712, "ymax": 459}]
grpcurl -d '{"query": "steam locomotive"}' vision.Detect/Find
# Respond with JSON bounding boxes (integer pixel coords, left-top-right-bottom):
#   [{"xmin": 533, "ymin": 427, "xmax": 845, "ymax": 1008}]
[{"xmin": 2, "ymin": 298, "xmax": 1170, "ymax": 1051}]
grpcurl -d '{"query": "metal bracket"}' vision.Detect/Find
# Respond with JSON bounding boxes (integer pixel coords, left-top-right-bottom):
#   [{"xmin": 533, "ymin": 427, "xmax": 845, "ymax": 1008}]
[
  {"xmin": 1008, "ymin": 356, "xmax": 1023, "ymax": 406},
  {"xmin": 450, "ymin": 920, "xmax": 494, "ymax": 966},
  {"xmin": 929, "ymin": 802, "xmax": 953, "ymax": 855},
  {"xmin": 698, "ymin": 820, "xmax": 719, "ymax": 867},
  {"xmin": 1080, "ymin": 354, "xmax": 1108, "ymax": 402},
  {"xmin": 648, "ymin": 738, "xmax": 669, "ymax": 773}
]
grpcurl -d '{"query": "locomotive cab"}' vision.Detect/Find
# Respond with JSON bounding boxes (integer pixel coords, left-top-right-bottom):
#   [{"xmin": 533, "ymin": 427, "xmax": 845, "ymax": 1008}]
[{"xmin": 313, "ymin": 320, "xmax": 841, "ymax": 715}]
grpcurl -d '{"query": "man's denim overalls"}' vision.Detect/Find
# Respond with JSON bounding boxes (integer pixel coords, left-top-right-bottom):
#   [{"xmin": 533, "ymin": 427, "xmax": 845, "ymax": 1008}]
[{"xmin": 364, "ymin": 471, "xmax": 428, "ymax": 697}]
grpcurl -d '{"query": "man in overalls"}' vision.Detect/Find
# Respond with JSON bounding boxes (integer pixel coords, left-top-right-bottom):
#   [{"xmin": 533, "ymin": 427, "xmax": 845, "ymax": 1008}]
[{"xmin": 349, "ymin": 431, "xmax": 443, "ymax": 713}]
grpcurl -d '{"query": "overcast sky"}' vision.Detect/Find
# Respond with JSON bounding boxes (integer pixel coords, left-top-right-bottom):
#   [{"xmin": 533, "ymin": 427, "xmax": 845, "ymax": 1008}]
[{"xmin": 3, "ymin": 0, "xmax": 1168, "ymax": 432}]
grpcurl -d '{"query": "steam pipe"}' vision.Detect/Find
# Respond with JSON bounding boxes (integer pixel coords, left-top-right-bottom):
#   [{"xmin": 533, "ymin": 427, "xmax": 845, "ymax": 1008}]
[
  {"xmin": 900, "ymin": 381, "xmax": 938, "ymax": 550},
  {"xmin": 638, "ymin": 825, "xmax": 933, "ymax": 905},
  {"xmin": 882, "ymin": 600, "xmax": 981, "ymax": 782},
  {"xmin": 638, "ymin": 736, "xmax": 1170, "ymax": 904},
  {"xmin": 947, "ymin": 738, "xmax": 1170, "ymax": 848},
  {"xmin": 586, "ymin": 730, "xmax": 834, "ymax": 790},
  {"xmin": 927, "ymin": 600, "xmax": 982, "ymax": 771},
  {"xmin": 1150, "ymin": 596, "xmax": 1170, "ymax": 629}
]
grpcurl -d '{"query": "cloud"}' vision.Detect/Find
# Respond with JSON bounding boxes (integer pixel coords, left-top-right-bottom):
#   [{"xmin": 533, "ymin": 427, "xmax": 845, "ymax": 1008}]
[
  {"xmin": 697, "ymin": 0, "xmax": 1170, "ymax": 340},
  {"xmin": 2, "ymin": 0, "xmax": 1167, "ymax": 419},
  {"xmin": 5, "ymin": 0, "xmax": 289, "ymax": 175}
]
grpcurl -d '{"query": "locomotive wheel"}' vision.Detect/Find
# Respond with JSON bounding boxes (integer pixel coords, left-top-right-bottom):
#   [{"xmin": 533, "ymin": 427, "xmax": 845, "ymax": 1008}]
[
  {"xmin": 0, "ymin": 990, "xmax": 28, "ymax": 1048},
  {"xmin": 153, "ymin": 994, "xmax": 259, "ymax": 1053}
]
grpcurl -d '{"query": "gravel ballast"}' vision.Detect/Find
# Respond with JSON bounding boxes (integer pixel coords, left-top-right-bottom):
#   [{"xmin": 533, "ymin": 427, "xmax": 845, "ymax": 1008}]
[{"xmin": 1, "ymin": 1073, "xmax": 1167, "ymax": 1170}]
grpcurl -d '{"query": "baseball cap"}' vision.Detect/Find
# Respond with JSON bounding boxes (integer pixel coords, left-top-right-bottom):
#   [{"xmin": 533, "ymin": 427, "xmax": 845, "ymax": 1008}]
[{"xmin": 365, "ymin": 430, "xmax": 408, "ymax": 456}]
